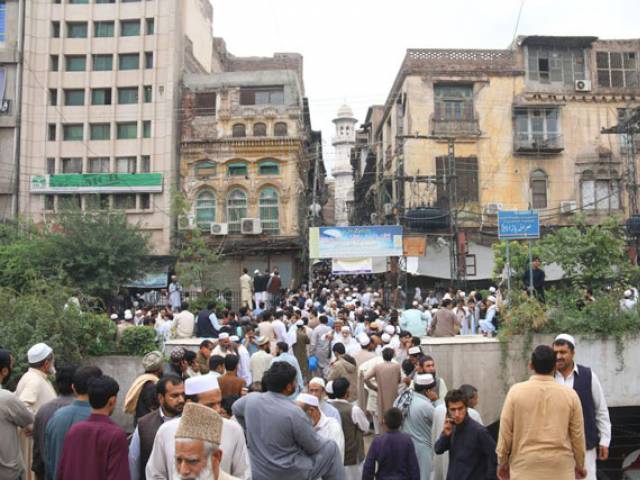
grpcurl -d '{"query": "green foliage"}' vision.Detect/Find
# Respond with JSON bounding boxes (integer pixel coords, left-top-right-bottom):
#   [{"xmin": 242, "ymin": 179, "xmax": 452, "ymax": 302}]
[
  {"xmin": 119, "ymin": 326, "xmax": 158, "ymax": 357},
  {"xmin": 492, "ymin": 241, "xmax": 543, "ymax": 281}
]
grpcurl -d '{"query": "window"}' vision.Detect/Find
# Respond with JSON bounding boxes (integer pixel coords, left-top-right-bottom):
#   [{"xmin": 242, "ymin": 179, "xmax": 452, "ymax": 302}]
[
  {"xmin": 195, "ymin": 190, "xmax": 216, "ymax": 229},
  {"xmin": 194, "ymin": 92, "xmax": 216, "ymax": 116},
  {"xmin": 435, "ymin": 156, "xmax": 479, "ymax": 207},
  {"xmin": 434, "ymin": 85, "xmax": 474, "ymax": 121},
  {"xmin": 63, "ymin": 124, "xmax": 83, "ymax": 141},
  {"xmin": 113, "ymin": 194, "xmax": 136, "ymax": 210},
  {"xmin": 95, "ymin": 0, "xmax": 115, "ymax": 4},
  {"xmin": 514, "ymin": 108, "xmax": 561, "ymax": 150},
  {"xmin": 89, "ymin": 157, "xmax": 110, "ymax": 173},
  {"xmin": 117, "ymin": 122, "xmax": 137, "ymax": 139},
  {"xmin": 65, "ymin": 55, "xmax": 86, "ymax": 71},
  {"xmin": 94, "ymin": 21, "xmax": 114, "ymax": 37},
  {"xmin": 232, "ymin": 124, "xmax": 246, "ymax": 138},
  {"xmin": 68, "ymin": 0, "xmax": 89, "ymax": 4},
  {"xmin": 0, "ymin": 1, "xmax": 5, "ymax": 42},
  {"xmin": 120, "ymin": 20, "xmax": 140, "ymax": 37},
  {"xmin": 239, "ymin": 86, "xmax": 284, "ymax": 105},
  {"xmin": 49, "ymin": 89, "xmax": 58, "ymax": 106},
  {"xmin": 253, "ymin": 123, "xmax": 267, "ymax": 137},
  {"xmin": 119, "ymin": 53, "xmax": 139, "ymax": 70},
  {"xmin": 91, "ymin": 88, "xmax": 112, "ymax": 105},
  {"xmin": 92, "ymin": 54, "xmax": 113, "ymax": 71},
  {"xmin": 596, "ymin": 51, "xmax": 638, "ymax": 88},
  {"xmin": 90, "ymin": 123, "xmax": 110, "ymax": 140},
  {"xmin": 530, "ymin": 170, "xmax": 548, "ymax": 209},
  {"xmin": 46, "ymin": 158, "xmax": 56, "ymax": 175},
  {"xmin": 144, "ymin": 52, "xmax": 154, "ymax": 69},
  {"xmin": 227, "ymin": 161, "xmax": 248, "ymax": 176},
  {"xmin": 48, "ymin": 124, "xmax": 56, "ymax": 141},
  {"xmin": 64, "ymin": 89, "xmax": 85, "ymax": 106},
  {"xmin": 527, "ymin": 47, "xmax": 585, "ymax": 85},
  {"xmin": 61, "ymin": 157, "xmax": 82, "ymax": 174},
  {"xmin": 66, "ymin": 22, "xmax": 88, "ymax": 38},
  {"xmin": 118, "ymin": 87, "xmax": 139, "ymax": 104},
  {"xmin": 581, "ymin": 170, "xmax": 621, "ymax": 211},
  {"xmin": 45, "ymin": 195, "xmax": 55, "ymax": 211},
  {"xmin": 50, "ymin": 55, "xmax": 59, "ymax": 71},
  {"xmin": 145, "ymin": 18, "xmax": 154, "ymax": 35},
  {"xmin": 227, "ymin": 189, "xmax": 247, "ymax": 234},
  {"xmin": 143, "ymin": 86, "xmax": 152, "ymax": 103},
  {"xmin": 140, "ymin": 155, "xmax": 150, "ymax": 173},
  {"xmin": 258, "ymin": 160, "xmax": 279, "ymax": 175},
  {"xmin": 259, "ymin": 188, "xmax": 279, "ymax": 235},
  {"xmin": 274, "ymin": 122, "xmax": 288, "ymax": 136},
  {"xmin": 140, "ymin": 193, "xmax": 150, "ymax": 210},
  {"xmin": 195, "ymin": 160, "xmax": 216, "ymax": 178},
  {"xmin": 116, "ymin": 156, "xmax": 136, "ymax": 173},
  {"xmin": 86, "ymin": 194, "xmax": 109, "ymax": 210},
  {"xmin": 58, "ymin": 194, "xmax": 82, "ymax": 210},
  {"xmin": 52, "ymin": 21, "xmax": 60, "ymax": 38},
  {"xmin": 142, "ymin": 120, "xmax": 151, "ymax": 138}
]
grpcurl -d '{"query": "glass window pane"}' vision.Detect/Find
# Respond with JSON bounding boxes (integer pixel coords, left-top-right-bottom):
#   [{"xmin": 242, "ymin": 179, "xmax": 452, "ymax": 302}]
[
  {"xmin": 119, "ymin": 53, "xmax": 139, "ymax": 70},
  {"xmin": 86, "ymin": 194, "xmax": 109, "ymax": 210},
  {"xmin": 259, "ymin": 188, "xmax": 279, "ymax": 234},
  {"xmin": 113, "ymin": 194, "xmax": 136, "ymax": 210},
  {"xmin": 232, "ymin": 124, "xmax": 246, "ymax": 137},
  {"xmin": 64, "ymin": 89, "xmax": 85, "ymax": 106},
  {"xmin": 90, "ymin": 123, "xmax": 110, "ymax": 140},
  {"xmin": 62, "ymin": 158, "xmax": 82, "ymax": 173},
  {"xmin": 143, "ymin": 121, "xmax": 151, "ymax": 138},
  {"xmin": 120, "ymin": 20, "xmax": 140, "ymax": 37},
  {"xmin": 117, "ymin": 122, "xmax": 137, "ymax": 139},
  {"xmin": 227, "ymin": 190, "xmax": 247, "ymax": 234},
  {"xmin": 195, "ymin": 161, "xmax": 216, "ymax": 177},
  {"xmin": 94, "ymin": 21, "xmax": 114, "ymax": 37},
  {"xmin": 259, "ymin": 162, "xmax": 279, "ymax": 175},
  {"xmin": 228, "ymin": 162, "xmax": 248, "ymax": 176},
  {"xmin": 92, "ymin": 54, "xmax": 113, "ymax": 71},
  {"xmin": 116, "ymin": 156, "xmax": 136, "ymax": 173},
  {"xmin": 196, "ymin": 191, "xmax": 216, "ymax": 228},
  {"xmin": 65, "ymin": 55, "xmax": 86, "ymax": 71},
  {"xmin": 582, "ymin": 179, "xmax": 595, "ymax": 209},
  {"xmin": 67, "ymin": 22, "xmax": 88, "ymax": 38},
  {"xmin": 118, "ymin": 87, "xmax": 139, "ymax": 104},
  {"xmin": 143, "ymin": 86, "xmax": 152, "ymax": 103},
  {"xmin": 89, "ymin": 157, "xmax": 110, "ymax": 173},
  {"xmin": 91, "ymin": 88, "xmax": 112, "ymax": 105},
  {"xmin": 596, "ymin": 52, "xmax": 609, "ymax": 69},
  {"xmin": 140, "ymin": 156, "xmax": 150, "ymax": 173},
  {"xmin": 274, "ymin": 122, "xmax": 288, "ymax": 136},
  {"xmin": 145, "ymin": 18, "xmax": 154, "ymax": 35},
  {"xmin": 610, "ymin": 52, "xmax": 623, "ymax": 69},
  {"xmin": 597, "ymin": 69, "xmax": 611, "ymax": 87},
  {"xmin": 63, "ymin": 124, "xmax": 83, "ymax": 141},
  {"xmin": 145, "ymin": 52, "xmax": 153, "ymax": 68}
]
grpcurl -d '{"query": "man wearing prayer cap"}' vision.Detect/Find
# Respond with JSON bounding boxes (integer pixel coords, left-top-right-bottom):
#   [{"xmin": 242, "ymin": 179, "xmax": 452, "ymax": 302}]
[
  {"xmin": 124, "ymin": 350, "xmax": 164, "ymax": 422},
  {"xmin": 296, "ymin": 393, "xmax": 345, "ymax": 462},
  {"xmin": 173, "ymin": 403, "xmax": 238, "ymax": 480},
  {"xmin": 308, "ymin": 377, "xmax": 341, "ymax": 424},
  {"xmin": 146, "ymin": 374, "xmax": 250, "ymax": 480},
  {"xmin": 394, "ymin": 373, "xmax": 439, "ymax": 479},
  {"xmin": 213, "ymin": 333, "xmax": 234, "ymax": 358},
  {"xmin": 16, "ymin": 343, "xmax": 57, "ymax": 480},
  {"xmin": 553, "ymin": 334, "xmax": 611, "ymax": 480}
]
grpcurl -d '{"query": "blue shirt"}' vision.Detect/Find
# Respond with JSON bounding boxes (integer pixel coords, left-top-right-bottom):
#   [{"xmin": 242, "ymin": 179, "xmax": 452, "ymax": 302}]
[
  {"xmin": 400, "ymin": 308, "xmax": 429, "ymax": 337},
  {"xmin": 271, "ymin": 353, "xmax": 304, "ymax": 397},
  {"xmin": 44, "ymin": 399, "xmax": 91, "ymax": 480}
]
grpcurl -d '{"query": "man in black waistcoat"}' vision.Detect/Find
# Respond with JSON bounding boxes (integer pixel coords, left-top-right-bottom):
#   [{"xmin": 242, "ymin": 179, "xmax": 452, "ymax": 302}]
[{"xmin": 554, "ymin": 333, "xmax": 611, "ymax": 480}]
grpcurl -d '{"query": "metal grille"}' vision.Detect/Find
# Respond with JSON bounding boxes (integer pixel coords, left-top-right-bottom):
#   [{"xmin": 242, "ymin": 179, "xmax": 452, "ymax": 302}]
[
  {"xmin": 259, "ymin": 188, "xmax": 280, "ymax": 235},
  {"xmin": 227, "ymin": 189, "xmax": 247, "ymax": 234}
]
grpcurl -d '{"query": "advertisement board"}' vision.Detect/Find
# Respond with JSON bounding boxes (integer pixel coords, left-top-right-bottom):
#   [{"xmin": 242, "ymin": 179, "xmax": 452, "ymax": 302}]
[
  {"xmin": 30, "ymin": 173, "xmax": 164, "ymax": 194},
  {"xmin": 309, "ymin": 226, "xmax": 403, "ymax": 259}
]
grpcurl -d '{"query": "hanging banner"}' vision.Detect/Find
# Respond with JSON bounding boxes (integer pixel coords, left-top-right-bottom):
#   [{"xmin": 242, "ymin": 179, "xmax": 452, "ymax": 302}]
[
  {"xmin": 30, "ymin": 173, "xmax": 164, "ymax": 194},
  {"xmin": 403, "ymin": 235, "xmax": 427, "ymax": 256},
  {"xmin": 310, "ymin": 226, "xmax": 403, "ymax": 259},
  {"xmin": 332, "ymin": 258, "xmax": 373, "ymax": 275}
]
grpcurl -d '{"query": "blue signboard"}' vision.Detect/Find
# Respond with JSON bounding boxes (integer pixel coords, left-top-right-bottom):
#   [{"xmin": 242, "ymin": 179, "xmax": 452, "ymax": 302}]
[
  {"xmin": 309, "ymin": 226, "xmax": 403, "ymax": 259},
  {"xmin": 498, "ymin": 210, "xmax": 540, "ymax": 239}
]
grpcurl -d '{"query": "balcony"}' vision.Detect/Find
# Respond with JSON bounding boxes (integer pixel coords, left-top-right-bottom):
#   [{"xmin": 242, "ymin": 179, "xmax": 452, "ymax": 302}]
[
  {"xmin": 430, "ymin": 117, "xmax": 481, "ymax": 137},
  {"xmin": 514, "ymin": 133, "xmax": 564, "ymax": 154}
]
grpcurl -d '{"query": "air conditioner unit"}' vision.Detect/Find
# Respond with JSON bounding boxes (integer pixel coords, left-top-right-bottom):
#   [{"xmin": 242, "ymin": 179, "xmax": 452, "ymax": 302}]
[
  {"xmin": 483, "ymin": 203, "xmax": 503, "ymax": 215},
  {"xmin": 210, "ymin": 222, "xmax": 228, "ymax": 235},
  {"xmin": 575, "ymin": 80, "xmax": 592, "ymax": 92},
  {"xmin": 178, "ymin": 214, "xmax": 196, "ymax": 230},
  {"xmin": 560, "ymin": 201, "xmax": 577, "ymax": 214},
  {"xmin": 241, "ymin": 218, "xmax": 262, "ymax": 235},
  {"xmin": 383, "ymin": 203, "xmax": 393, "ymax": 216}
]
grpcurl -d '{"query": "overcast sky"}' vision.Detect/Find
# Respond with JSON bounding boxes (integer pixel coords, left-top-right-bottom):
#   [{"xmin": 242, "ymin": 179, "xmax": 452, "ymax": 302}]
[{"xmin": 213, "ymin": 0, "xmax": 640, "ymax": 174}]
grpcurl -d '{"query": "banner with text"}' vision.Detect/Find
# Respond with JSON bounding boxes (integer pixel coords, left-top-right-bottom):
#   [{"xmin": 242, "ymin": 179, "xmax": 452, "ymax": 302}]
[{"xmin": 310, "ymin": 226, "xmax": 403, "ymax": 259}]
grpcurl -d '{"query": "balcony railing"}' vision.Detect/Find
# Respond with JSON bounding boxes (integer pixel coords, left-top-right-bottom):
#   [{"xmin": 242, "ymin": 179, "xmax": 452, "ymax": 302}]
[
  {"xmin": 514, "ymin": 133, "xmax": 564, "ymax": 154},
  {"xmin": 430, "ymin": 118, "xmax": 481, "ymax": 137}
]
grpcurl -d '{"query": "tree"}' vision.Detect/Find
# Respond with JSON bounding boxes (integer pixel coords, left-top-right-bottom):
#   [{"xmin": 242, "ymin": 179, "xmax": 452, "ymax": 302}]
[{"xmin": 492, "ymin": 240, "xmax": 544, "ymax": 284}]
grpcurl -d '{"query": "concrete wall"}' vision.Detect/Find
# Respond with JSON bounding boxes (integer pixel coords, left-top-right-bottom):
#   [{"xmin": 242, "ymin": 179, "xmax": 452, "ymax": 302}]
[{"xmin": 419, "ymin": 334, "xmax": 640, "ymax": 425}]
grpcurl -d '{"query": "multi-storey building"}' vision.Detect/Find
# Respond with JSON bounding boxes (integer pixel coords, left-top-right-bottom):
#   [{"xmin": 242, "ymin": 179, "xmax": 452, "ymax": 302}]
[
  {"xmin": 365, "ymin": 36, "xmax": 640, "ymax": 282},
  {"xmin": 179, "ymin": 52, "xmax": 324, "ymax": 289},
  {"xmin": 331, "ymin": 104, "xmax": 356, "ymax": 226},
  {"xmin": 19, "ymin": 0, "xmax": 217, "ymax": 255},
  {"xmin": 0, "ymin": 0, "xmax": 24, "ymax": 219}
]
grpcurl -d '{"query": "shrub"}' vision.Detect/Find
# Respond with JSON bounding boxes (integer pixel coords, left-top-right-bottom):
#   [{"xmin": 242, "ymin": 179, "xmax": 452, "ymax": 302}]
[{"xmin": 119, "ymin": 326, "xmax": 158, "ymax": 357}]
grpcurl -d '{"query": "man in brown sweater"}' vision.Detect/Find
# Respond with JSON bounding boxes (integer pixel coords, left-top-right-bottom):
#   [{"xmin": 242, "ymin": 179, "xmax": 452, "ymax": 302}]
[
  {"xmin": 428, "ymin": 299, "xmax": 461, "ymax": 337},
  {"xmin": 218, "ymin": 354, "xmax": 246, "ymax": 398}
]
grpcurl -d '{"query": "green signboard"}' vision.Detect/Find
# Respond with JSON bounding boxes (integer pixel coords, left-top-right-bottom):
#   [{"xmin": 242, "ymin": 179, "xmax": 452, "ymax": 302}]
[{"xmin": 30, "ymin": 173, "xmax": 163, "ymax": 194}]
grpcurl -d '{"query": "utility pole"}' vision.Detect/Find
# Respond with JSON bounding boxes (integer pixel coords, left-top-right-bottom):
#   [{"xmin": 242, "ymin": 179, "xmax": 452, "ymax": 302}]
[
  {"xmin": 308, "ymin": 142, "xmax": 321, "ymax": 291},
  {"xmin": 446, "ymin": 137, "xmax": 460, "ymax": 288}
]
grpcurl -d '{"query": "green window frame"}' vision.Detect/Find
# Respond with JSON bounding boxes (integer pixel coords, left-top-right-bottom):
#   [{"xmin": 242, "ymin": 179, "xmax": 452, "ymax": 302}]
[
  {"xmin": 119, "ymin": 53, "xmax": 139, "ymax": 70},
  {"xmin": 94, "ymin": 21, "xmax": 114, "ymax": 37},
  {"xmin": 91, "ymin": 88, "xmax": 112, "ymax": 105},
  {"xmin": 63, "ymin": 124, "xmax": 84, "ymax": 141},
  {"xmin": 117, "ymin": 122, "xmax": 137, "ymax": 139},
  {"xmin": 65, "ymin": 55, "xmax": 86, "ymax": 72},
  {"xmin": 64, "ymin": 89, "xmax": 85, "ymax": 106},
  {"xmin": 195, "ymin": 160, "xmax": 216, "ymax": 178},
  {"xmin": 120, "ymin": 19, "xmax": 140, "ymax": 37},
  {"xmin": 258, "ymin": 160, "xmax": 280, "ymax": 175},
  {"xmin": 66, "ymin": 22, "xmax": 88, "ymax": 38},
  {"xmin": 92, "ymin": 54, "xmax": 113, "ymax": 71},
  {"xmin": 227, "ymin": 161, "xmax": 248, "ymax": 176},
  {"xmin": 259, "ymin": 187, "xmax": 280, "ymax": 235},
  {"xmin": 227, "ymin": 189, "xmax": 247, "ymax": 234},
  {"xmin": 195, "ymin": 190, "xmax": 216, "ymax": 229},
  {"xmin": 117, "ymin": 87, "xmax": 139, "ymax": 104},
  {"xmin": 90, "ymin": 123, "xmax": 110, "ymax": 140}
]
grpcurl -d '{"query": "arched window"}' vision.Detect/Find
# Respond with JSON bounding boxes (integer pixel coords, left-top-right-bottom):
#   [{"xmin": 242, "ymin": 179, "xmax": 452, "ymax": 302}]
[
  {"xmin": 195, "ymin": 190, "xmax": 216, "ymax": 229},
  {"xmin": 581, "ymin": 169, "xmax": 620, "ymax": 211},
  {"xmin": 258, "ymin": 160, "xmax": 280, "ymax": 175},
  {"xmin": 274, "ymin": 122, "xmax": 288, "ymax": 136},
  {"xmin": 227, "ymin": 161, "xmax": 248, "ymax": 177},
  {"xmin": 530, "ymin": 169, "xmax": 547, "ymax": 209},
  {"xmin": 227, "ymin": 189, "xmax": 247, "ymax": 234},
  {"xmin": 195, "ymin": 160, "xmax": 216, "ymax": 178},
  {"xmin": 232, "ymin": 123, "xmax": 246, "ymax": 138},
  {"xmin": 253, "ymin": 123, "xmax": 267, "ymax": 137},
  {"xmin": 259, "ymin": 187, "xmax": 279, "ymax": 235}
]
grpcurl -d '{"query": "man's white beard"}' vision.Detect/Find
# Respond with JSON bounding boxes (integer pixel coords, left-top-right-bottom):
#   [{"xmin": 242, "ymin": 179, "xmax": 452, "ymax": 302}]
[{"xmin": 173, "ymin": 463, "xmax": 216, "ymax": 480}]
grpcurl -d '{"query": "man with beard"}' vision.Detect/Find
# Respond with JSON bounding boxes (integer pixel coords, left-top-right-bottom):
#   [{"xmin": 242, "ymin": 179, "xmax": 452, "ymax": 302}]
[
  {"xmin": 128, "ymin": 376, "xmax": 185, "ymax": 480},
  {"xmin": 421, "ymin": 355, "xmax": 448, "ymax": 399},
  {"xmin": 0, "ymin": 349, "xmax": 34, "ymax": 480},
  {"xmin": 174, "ymin": 402, "xmax": 238, "ymax": 480},
  {"xmin": 249, "ymin": 337, "xmax": 272, "ymax": 384}
]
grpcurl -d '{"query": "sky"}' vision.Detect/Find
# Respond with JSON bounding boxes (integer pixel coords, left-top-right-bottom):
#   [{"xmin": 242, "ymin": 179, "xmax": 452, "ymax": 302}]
[{"xmin": 213, "ymin": 0, "xmax": 640, "ymax": 174}]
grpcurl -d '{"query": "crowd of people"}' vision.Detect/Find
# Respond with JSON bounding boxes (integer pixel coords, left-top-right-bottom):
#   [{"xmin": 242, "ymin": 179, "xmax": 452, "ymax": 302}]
[{"xmin": 0, "ymin": 268, "xmax": 613, "ymax": 480}]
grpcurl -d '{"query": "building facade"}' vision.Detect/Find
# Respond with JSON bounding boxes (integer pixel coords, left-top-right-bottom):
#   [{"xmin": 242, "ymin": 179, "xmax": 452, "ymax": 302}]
[
  {"xmin": 331, "ymin": 104, "xmax": 357, "ymax": 226},
  {"xmin": 179, "ymin": 53, "xmax": 324, "ymax": 290},
  {"xmin": 363, "ymin": 36, "xmax": 640, "ymax": 281},
  {"xmin": 18, "ymin": 0, "xmax": 217, "ymax": 255}
]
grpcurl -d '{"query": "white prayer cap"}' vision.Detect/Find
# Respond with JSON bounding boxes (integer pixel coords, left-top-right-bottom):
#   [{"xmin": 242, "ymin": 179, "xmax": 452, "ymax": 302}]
[
  {"xmin": 344, "ymin": 288, "xmax": 350, "ymax": 291},
  {"xmin": 459, "ymin": 291, "xmax": 466, "ymax": 298},
  {"xmin": 381, "ymin": 333, "xmax": 391, "ymax": 343},
  {"xmin": 384, "ymin": 325, "xmax": 395, "ymax": 335},
  {"xmin": 124, "ymin": 309, "xmax": 133, "ymax": 320},
  {"xmin": 346, "ymin": 296, "xmax": 353, "ymax": 301},
  {"xmin": 487, "ymin": 296, "xmax": 496, "ymax": 303},
  {"xmin": 357, "ymin": 333, "xmax": 371, "ymax": 347},
  {"xmin": 624, "ymin": 289, "xmax": 632, "ymax": 298},
  {"xmin": 443, "ymin": 293, "xmax": 452, "ymax": 300},
  {"xmin": 353, "ymin": 287, "xmax": 359, "ymax": 292},
  {"xmin": 341, "ymin": 326, "xmax": 351, "ymax": 334},
  {"xmin": 296, "ymin": 320, "xmax": 304, "ymax": 327},
  {"xmin": 415, "ymin": 373, "xmax": 436, "ymax": 387},
  {"xmin": 185, "ymin": 374, "xmax": 219, "ymax": 395},
  {"xmin": 373, "ymin": 292, "xmax": 380, "ymax": 297},
  {"xmin": 296, "ymin": 393, "xmax": 320, "ymax": 408},
  {"xmin": 412, "ymin": 301, "xmax": 419, "ymax": 307},
  {"xmin": 489, "ymin": 286, "xmax": 497, "ymax": 293},
  {"xmin": 218, "ymin": 333, "xmax": 229, "ymax": 340},
  {"xmin": 254, "ymin": 269, "xmax": 260, "ymax": 274},
  {"xmin": 554, "ymin": 333, "xmax": 576, "ymax": 349},
  {"xmin": 325, "ymin": 381, "xmax": 334, "ymax": 394},
  {"xmin": 110, "ymin": 313, "xmax": 118, "ymax": 320},
  {"xmin": 27, "ymin": 343, "xmax": 53, "ymax": 364},
  {"xmin": 309, "ymin": 377, "xmax": 326, "ymax": 388},
  {"xmin": 408, "ymin": 346, "xmax": 421, "ymax": 355},
  {"xmin": 230, "ymin": 335, "xmax": 240, "ymax": 343}
]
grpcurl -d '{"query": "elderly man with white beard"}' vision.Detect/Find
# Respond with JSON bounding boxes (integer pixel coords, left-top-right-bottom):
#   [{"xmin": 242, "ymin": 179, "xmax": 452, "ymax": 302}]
[
  {"xmin": 173, "ymin": 402, "xmax": 239, "ymax": 480},
  {"xmin": 296, "ymin": 393, "xmax": 345, "ymax": 462}
]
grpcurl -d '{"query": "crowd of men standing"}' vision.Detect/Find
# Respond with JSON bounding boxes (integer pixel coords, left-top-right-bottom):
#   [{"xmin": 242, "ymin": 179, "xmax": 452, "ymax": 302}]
[{"xmin": 0, "ymin": 269, "xmax": 613, "ymax": 480}]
